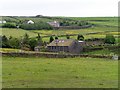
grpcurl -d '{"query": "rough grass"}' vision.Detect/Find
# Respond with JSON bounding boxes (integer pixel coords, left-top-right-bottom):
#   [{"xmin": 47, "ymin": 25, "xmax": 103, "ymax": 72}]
[{"xmin": 2, "ymin": 56, "xmax": 118, "ymax": 88}]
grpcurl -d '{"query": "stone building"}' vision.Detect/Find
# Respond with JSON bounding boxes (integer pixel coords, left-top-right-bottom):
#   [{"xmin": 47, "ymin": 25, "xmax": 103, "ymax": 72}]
[
  {"xmin": 47, "ymin": 39, "xmax": 84, "ymax": 54},
  {"xmin": 47, "ymin": 21, "xmax": 60, "ymax": 27}
]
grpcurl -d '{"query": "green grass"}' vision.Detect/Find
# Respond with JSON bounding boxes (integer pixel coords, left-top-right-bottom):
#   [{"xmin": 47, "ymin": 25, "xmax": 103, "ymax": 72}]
[
  {"xmin": 81, "ymin": 48, "xmax": 119, "ymax": 55},
  {"xmin": 1, "ymin": 26, "xmax": 118, "ymax": 42},
  {"xmin": 65, "ymin": 17, "xmax": 118, "ymax": 27},
  {"xmin": 0, "ymin": 48, "xmax": 24, "ymax": 52},
  {"xmin": 33, "ymin": 26, "xmax": 118, "ymax": 35},
  {"xmin": 33, "ymin": 26, "xmax": 118, "ymax": 41},
  {"xmin": 1, "ymin": 17, "xmax": 118, "ymax": 42},
  {"xmin": 1, "ymin": 28, "xmax": 37, "ymax": 38},
  {"xmin": 2, "ymin": 56, "xmax": 118, "ymax": 88}
]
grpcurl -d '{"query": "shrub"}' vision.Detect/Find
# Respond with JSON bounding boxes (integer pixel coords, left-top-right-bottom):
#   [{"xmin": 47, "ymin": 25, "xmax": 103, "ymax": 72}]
[
  {"xmin": 66, "ymin": 34, "xmax": 70, "ymax": 39},
  {"xmin": 49, "ymin": 36, "xmax": 54, "ymax": 43},
  {"xmin": 2, "ymin": 23, "xmax": 16, "ymax": 28},
  {"xmin": 55, "ymin": 36, "xmax": 58, "ymax": 39},
  {"xmin": 8, "ymin": 37, "xmax": 20, "ymax": 49},
  {"xmin": 77, "ymin": 34, "xmax": 84, "ymax": 40},
  {"xmin": 105, "ymin": 34, "xmax": 116, "ymax": 44},
  {"xmin": 20, "ymin": 21, "xmax": 53, "ymax": 30},
  {"xmin": 2, "ymin": 35, "xmax": 10, "ymax": 48},
  {"xmin": 29, "ymin": 38, "xmax": 38, "ymax": 50},
  {"xmin": 36, "ymin": 33, "xmax": 43, "ymax": 46}
]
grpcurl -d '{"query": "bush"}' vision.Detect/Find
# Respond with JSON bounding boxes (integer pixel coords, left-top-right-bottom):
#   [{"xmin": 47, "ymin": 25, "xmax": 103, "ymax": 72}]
[
  {"xmin": 29, "ymin": 38, "xmax": 38, "ymax": 50},
  {"xmin": 2, "ymin": 23, "xmax": 16, "ymax": 28},
  {"xmin": 2, "ymin": 35, "xmax": 10, "ymax": 48},
  {"xmin": 49, "ymin": 36, "xmax": 54, "ymax": 43},
  {"xmin": 105, "ymin": 34, "xmax": 116, "ymax": 44},
  {"xmin": 77, "ymin": 34, "xmax": 84, "ymax": 40},
  {"xmin": 66, "ymin": 34, "xmax": 70, "ymax": 39},
  {"xmin": 8, "ymin": 37, "xmax": 20, "ymax": 49},
  {"xmin": 55, "ymin": 36, "xmax": 58, "ymax": 39},
  {"xmin": 20, "ymin": 21, "xmax": 53, "ymax": 30}
]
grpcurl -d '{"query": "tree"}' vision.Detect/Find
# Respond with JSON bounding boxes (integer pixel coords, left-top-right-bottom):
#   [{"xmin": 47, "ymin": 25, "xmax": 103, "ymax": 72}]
[
  {"xmin": 29, "ymin": 38, "xmax": 38, "ymax": 50},
  {"xmin": 36, "ymin": 33, "xmax": 43, "ymax": 46},
  {"xmin": 9, "ymin": 36, "xmax": 13, "ymax": 40},
  {"xmin": 0, "ymin": 36, "xmax": 2, "ymax": 48},
  {"xmin": 49, "ymin": 36, "xmax": 54, "ymax": 43},
  {"xmin": 2, "ymin": 35, "xmax": 8, "ymax": 42},
  {"xmin": 2, "ymin": 35, "xmax": 9, "ymax": 48},
  {"xmin": 9, "ymin": 37, "xmax": 20, "ymax": 48},
  {"xmin": 20, "ymin": 21, "xmax": 53, "ymax": 30},
  {"xmin": 20, "ymin": 33, "xmax": 30, "ymax": 50},
  {"xmin": 66, "ymin": 34, "xmax": 70, "ymax": 39},
  {"xmin": 55, "ymin": 36, "xmax": 58, "ymax": 39},
  {"xmin": 77, "ymin": 34, "xmax": 84, "ymax": 40},
  {"xmin": 22, "ymin": 33, "xmax": 29, "ymax": 45},
  {"xmin": 105, "ymin": 34, "xmax": 116, "ymax": 44},
  {"xmin": 2, "ymin": 23, "xmax": 16, "ymax": 28}
]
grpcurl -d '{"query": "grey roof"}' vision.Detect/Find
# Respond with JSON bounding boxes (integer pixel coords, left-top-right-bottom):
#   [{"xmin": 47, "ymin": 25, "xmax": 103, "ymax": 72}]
[{"xmin": 47, "ymin": 39, "xmax": 75, "ymax": 46}]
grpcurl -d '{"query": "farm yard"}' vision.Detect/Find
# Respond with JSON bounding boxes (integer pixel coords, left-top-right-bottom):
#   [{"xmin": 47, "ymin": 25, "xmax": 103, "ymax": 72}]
[{"xmin": 1, "ymin": 16, "xmax": 119, "ymax": 88}]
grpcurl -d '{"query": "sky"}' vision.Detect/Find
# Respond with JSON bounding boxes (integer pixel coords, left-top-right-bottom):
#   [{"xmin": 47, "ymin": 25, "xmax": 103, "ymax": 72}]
[{"xmin": 0, "ymin": 0, "xmax": 119, "ymax": 17}]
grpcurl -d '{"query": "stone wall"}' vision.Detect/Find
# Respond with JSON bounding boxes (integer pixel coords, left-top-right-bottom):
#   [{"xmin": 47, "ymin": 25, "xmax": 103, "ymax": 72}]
[{"xmin": 1, "ymin": 52, "xmax": 116, "ymax": 59}]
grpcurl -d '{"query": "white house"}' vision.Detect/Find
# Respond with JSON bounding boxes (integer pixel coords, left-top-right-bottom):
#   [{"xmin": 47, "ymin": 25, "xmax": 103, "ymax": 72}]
[
  {"xmin": 27, "ymin": 20, "xmax": 34, "ymax": 24},
  {"xmin": 0, "ymin": 20, "xmax": 6, "ymax": 24}
]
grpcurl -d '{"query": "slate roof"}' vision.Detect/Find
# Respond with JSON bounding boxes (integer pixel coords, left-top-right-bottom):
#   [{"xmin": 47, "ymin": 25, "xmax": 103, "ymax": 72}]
[{"xmin": 47, "ymin": 39, "xmax": 75, "ymax": 46}]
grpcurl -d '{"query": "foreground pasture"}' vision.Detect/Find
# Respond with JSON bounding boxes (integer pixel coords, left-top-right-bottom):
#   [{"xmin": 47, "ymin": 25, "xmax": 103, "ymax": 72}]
[{"xmin": 2, "ymin": 56, "xmax": 118, "ymax": 88}]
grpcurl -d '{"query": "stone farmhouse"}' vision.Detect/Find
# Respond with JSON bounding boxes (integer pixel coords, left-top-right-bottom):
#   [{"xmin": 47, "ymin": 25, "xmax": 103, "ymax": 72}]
[
  {"xmin": 47, "ymin": 21, "xmax": 60, "ymax": 27},
  {"xmin": 47, "ymin": 39, "xmax": 84, "ymax": 54}
]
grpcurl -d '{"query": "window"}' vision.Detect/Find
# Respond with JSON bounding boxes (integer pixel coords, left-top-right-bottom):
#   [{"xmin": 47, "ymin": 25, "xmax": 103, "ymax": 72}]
[{"xmin": 54, "ymin": 46, "xmax": 56, "ymax": 49}]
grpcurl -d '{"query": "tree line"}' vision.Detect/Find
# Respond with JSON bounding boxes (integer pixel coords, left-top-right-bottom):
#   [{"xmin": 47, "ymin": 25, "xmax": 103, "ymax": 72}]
[{"xmin": 1, "ymin": 33, "xmax": 116, "ymax": 51}]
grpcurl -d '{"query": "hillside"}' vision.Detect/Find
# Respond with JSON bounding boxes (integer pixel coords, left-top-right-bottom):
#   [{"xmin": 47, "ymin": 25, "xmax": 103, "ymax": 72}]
[
  {"xmin": 0, "ymin": 16, "xmax": 118, "ymax": 41},
  {"xmin": 0, "ymin": 16, "xmax": 119, "ymax": 43}
]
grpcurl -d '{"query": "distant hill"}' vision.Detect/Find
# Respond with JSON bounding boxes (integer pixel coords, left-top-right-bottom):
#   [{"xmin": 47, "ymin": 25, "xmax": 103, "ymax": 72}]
[{"xmin": 1, "ymin": 16, "xmax": 93, "ymax": 30}]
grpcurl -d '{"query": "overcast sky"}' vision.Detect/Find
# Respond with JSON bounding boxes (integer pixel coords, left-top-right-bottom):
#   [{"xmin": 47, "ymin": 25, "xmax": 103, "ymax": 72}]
[{"xmin": 0, "ymin": 0, "xmax": 119, "ymax": 17}]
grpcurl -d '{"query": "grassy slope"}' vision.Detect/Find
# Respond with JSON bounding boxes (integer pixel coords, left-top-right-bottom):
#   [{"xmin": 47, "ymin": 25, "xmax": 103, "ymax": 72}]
[
  {"xmin": 1, "ymin": 17, "xmax": 118, "ymax": 41},
  {"xmin": 34, "ymin": 26, "xmax": 118, "ymax": 41},
  {"xmin": 2, "ymin": 56, "xmax": 118, "ymax": 88},
  {"xmin": 1, "ymin": 28, "xmax": 37, "ymax": 38}
]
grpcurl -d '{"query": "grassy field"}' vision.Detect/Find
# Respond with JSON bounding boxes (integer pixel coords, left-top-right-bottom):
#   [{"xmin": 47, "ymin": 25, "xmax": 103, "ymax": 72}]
[
  {"xmin": 32, "ymin": 26, "xmax": 118, "ymax": 35},
  {"xmin": 69, "ymin": 17, "xmax": 118, "ymax": 27},
  {"xmin": 0, "ymin": 17, "xmax": 119, "ymax": 43},
  {"xmin": 1, "ymin": 28, "xmax": 37, "ymax": 38},
  {"xmin": 1, "ymin": 26, "xmax": 118, "ymax": 42},
  {"xmin": 0, "ymin": 48, "xmax": 24, "ymax": 53},
  {"xmin": 81, "ymin": 48, "xmax": 119, "ymax": 56},
  {"xmin": 2, "ymin": 56, "xmax": 118, "ymax": 88}
]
